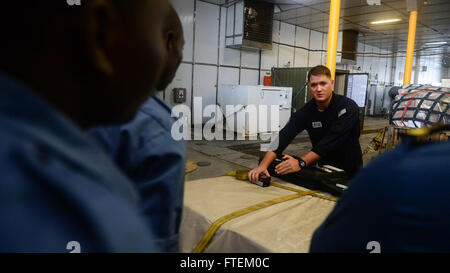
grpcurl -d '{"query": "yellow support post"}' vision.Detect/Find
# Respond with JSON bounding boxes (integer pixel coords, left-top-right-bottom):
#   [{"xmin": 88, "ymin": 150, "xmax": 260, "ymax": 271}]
[
  {"xmin": 403, "ymin": 10, "xmax": 418, "ymax": 85},
  {"xmin": 326, "ymin": 0, "xmax": 341, "ymax": 80}
]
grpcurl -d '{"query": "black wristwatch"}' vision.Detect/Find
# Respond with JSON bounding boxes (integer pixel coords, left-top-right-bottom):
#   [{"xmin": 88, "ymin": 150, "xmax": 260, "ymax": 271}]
[{"xmin": 297, "ymin": 158, "xmax": 307, "ymax": 169}]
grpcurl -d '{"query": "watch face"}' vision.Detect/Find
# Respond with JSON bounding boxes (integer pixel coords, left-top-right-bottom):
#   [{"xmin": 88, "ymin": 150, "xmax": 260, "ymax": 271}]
[{"xmin": 299, "ymin": 160, "xmax": 306, "ymax": 168}]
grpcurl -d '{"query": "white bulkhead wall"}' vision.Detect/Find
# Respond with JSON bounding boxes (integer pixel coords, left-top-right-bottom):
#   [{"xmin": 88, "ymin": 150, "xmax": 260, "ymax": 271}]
[{"xmin": 164, "ymin": 0, "xmax": 440, "ymax": 122}]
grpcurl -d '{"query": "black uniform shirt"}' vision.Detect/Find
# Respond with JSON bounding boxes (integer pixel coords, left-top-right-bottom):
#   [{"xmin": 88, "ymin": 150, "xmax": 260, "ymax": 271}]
[{"xmin": 273, "ymin": 93, "xmax": 363, "ymax": 177}]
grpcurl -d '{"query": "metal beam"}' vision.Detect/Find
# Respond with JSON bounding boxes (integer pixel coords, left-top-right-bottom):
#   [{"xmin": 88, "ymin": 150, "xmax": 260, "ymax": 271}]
[
  {"xmin": 326, "ymin": 0, "xmax": 341, "ymax": 80},
  {"xmin": 403, "ymin": 10, "xmax": 418, "ymax": 85}
]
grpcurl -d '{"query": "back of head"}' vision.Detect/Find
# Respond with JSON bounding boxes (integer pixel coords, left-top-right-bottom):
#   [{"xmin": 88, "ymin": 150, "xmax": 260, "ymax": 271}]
[
  {"xmin": 0, "ymin": 0, "xmax": 171, "ymax": 128},
  {"xmin": 0, "ymin": 2, "xmax": 59, "ymax": 66}
]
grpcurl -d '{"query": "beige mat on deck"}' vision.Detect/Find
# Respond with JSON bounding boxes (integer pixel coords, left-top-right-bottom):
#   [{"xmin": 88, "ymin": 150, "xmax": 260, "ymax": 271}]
[{"xmin": 180, "ymin": 176, "xmax": 336, "ymax": 253}]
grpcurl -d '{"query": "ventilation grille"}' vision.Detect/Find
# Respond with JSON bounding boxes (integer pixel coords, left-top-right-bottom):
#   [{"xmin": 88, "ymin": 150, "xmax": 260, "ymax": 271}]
[{"xmin": 243, "ymin": 0, "xmax": 273, "ymax": 46}]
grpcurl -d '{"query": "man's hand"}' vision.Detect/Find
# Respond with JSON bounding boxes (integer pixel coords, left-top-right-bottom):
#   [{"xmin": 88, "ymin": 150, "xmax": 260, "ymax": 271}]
[
  {"xmin": 248, "ymin": 167, "xmax": 270, "ymax": 182},
  {"xmin": 275, "ymin": 155, "xmax": 301, "ymax": 175}
]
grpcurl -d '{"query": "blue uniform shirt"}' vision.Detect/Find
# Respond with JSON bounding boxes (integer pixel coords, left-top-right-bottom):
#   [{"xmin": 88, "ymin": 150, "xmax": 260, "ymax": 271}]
[
  {"xmin": 310, "ymin": 139, "xmax": 450, "ymax": 252},
  {"xmin": 89, "ymin": 96, "xmax": 186, "ymax": 253},
  {"xmin": 0, "ymin": 74, "xmax": 158, "ymax": 252}
]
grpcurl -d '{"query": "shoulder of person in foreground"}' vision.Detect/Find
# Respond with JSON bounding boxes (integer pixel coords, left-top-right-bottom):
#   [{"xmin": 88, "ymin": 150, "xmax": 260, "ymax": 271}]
[
  {"xmin": 0, "ymin": 115, "xmax": 158, "ymax": 253},
  {"xmin": 310, "ymin": 140, "xmax": 450, "ymax": 253},
  {"xmin": 88, "ymin": 96, "xmax": 186, "ymax": 253},
  {"xmin": 88, "ymin": 95, "xmax": 185, "ymax": 168}
]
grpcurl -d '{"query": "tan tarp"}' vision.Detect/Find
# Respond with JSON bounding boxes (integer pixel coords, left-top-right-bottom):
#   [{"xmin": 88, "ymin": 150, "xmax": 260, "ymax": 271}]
[{"xmin": 180, "ymin": 176, "xmax": 336, "ymax": 253}]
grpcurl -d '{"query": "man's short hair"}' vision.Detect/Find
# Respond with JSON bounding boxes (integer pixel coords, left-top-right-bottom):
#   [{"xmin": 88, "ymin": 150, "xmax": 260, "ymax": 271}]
[{"xmin": 308, "ymin": 65, "xmax": 332, "ymax": 82}]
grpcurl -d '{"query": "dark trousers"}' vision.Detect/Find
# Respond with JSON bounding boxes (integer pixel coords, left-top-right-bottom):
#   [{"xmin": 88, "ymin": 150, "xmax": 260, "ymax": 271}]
[{"xmin": 261, "ymin": 156, "xmax": 349, "ymax": 197}]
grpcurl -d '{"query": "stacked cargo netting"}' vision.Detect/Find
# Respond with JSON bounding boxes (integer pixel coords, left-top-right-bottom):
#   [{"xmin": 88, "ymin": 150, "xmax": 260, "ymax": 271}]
[
  {"xmin": 363, "ymin": 85, "xmax": 450, "ymax": 156},
  {"xmin": 389, "ymin": 84, "xmax": 450, "ymax": 128}
]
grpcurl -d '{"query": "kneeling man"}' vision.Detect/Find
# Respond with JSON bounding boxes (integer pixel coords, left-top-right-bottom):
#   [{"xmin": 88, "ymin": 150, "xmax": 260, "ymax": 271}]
[{"xmin": 249, "ymin": 65, "xmax": 362, "ymax": 185}]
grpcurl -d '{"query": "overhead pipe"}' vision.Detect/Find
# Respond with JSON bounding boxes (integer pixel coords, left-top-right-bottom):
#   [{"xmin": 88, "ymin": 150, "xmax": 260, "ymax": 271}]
[{"xmin": 326, "ymin": 0, "xmax": 341, "ymax": 80}]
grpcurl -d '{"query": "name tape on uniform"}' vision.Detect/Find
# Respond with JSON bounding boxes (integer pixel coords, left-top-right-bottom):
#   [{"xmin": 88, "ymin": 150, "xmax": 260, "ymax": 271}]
[{"xmin": 312, "ymin": 121, "xmax": 322, "ymax": 128}]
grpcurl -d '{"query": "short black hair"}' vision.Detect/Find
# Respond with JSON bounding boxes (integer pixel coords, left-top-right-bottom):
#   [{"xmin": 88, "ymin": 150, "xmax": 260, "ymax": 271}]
[{"xmin": 308, "ymin": 65, "xmax": 332, "ymax": 82}]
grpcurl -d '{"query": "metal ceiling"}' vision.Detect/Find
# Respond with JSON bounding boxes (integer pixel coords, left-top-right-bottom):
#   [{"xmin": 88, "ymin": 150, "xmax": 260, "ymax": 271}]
[{"xmin": 200, "ymin": 0, "xmax": 450, "ymax": 54}]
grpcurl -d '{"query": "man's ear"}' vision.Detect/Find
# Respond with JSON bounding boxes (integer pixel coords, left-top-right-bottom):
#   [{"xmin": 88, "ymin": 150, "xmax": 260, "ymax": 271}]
[
  {"xmin": 84, "ymin": 0, "xmax": 116, "ymax": 77},
  {"xmin": 166, "ymin": 30, "xmax": 176, "ymax": 53}
]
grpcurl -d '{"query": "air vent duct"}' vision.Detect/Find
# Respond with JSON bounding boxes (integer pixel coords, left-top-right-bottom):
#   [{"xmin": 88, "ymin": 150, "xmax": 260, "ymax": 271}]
[
  {"xmin": 226, "ymin": 0, "xmax": 274, "ymax": 51},
  {"xmin": 340, "ymin": 30, "xmax": 359, "ymax": 65},
  {"xmin": 442, "ymin": 56, "xmax": 450, "ymax": 68}
]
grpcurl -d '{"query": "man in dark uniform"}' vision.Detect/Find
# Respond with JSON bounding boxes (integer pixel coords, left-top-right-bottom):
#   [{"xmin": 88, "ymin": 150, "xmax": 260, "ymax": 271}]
[
  {"xmin": 249, "ymin": 65, "xmax": 362, "ymax": 186},
  {"xmin": 310, "ymin": 126, "xmax": 450, "ymax": 252}
]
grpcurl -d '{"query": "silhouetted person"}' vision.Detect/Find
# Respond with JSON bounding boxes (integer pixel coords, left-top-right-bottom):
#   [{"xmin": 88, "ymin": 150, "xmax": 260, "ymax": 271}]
[
  {"xmin": 0, "ymin": 0, "xmax": 171, "ymax": 252},
  {"xmin": 89, "ymin": 6, "xmax": 186, "ymax": 253},
  {"xmin": 310, "ymin": 130, "xmax": 450, "ymax": 252}
]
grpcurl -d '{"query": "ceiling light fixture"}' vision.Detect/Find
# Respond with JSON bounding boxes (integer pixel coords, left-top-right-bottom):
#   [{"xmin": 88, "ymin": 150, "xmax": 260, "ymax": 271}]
[
  {"xmin": 370, "ymin": 18, "xmax": 402, "ymax": 24},
  {"xmin": 424, "ymin": 41, "xmax": 447, "ymax": 45}
]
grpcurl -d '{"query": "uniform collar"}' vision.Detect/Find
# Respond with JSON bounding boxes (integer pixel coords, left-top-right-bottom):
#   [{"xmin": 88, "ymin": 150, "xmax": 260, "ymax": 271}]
[
  {"xmin": 328, "ymin": 92, "xmax": 338, "ymax": 108},
  {"xmin": 313, "ymin": 92, "xmax": 337, "ymax": 112},
  {"xmin": 140, "ymin": 95, "xmax": 172, "ymax": 114}
]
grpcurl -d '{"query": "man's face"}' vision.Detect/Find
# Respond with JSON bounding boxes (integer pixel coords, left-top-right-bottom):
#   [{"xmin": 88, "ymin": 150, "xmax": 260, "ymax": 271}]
[
  {"xmin": 157, "ymin": 31, "xmax": 185, "ymax": 91},
  {"xmin": 308, "ymin": 74, "xmax": 334, "ymax": 103},
  {"xmin": 169, "ymin": 34, "xmax": 185, "ymax": 86}
]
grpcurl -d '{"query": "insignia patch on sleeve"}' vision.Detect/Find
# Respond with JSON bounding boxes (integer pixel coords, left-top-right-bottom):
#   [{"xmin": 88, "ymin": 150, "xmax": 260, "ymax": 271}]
[{"xmin": 338, "ymin": 108, "xmax": 347, "ymax": 118}]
